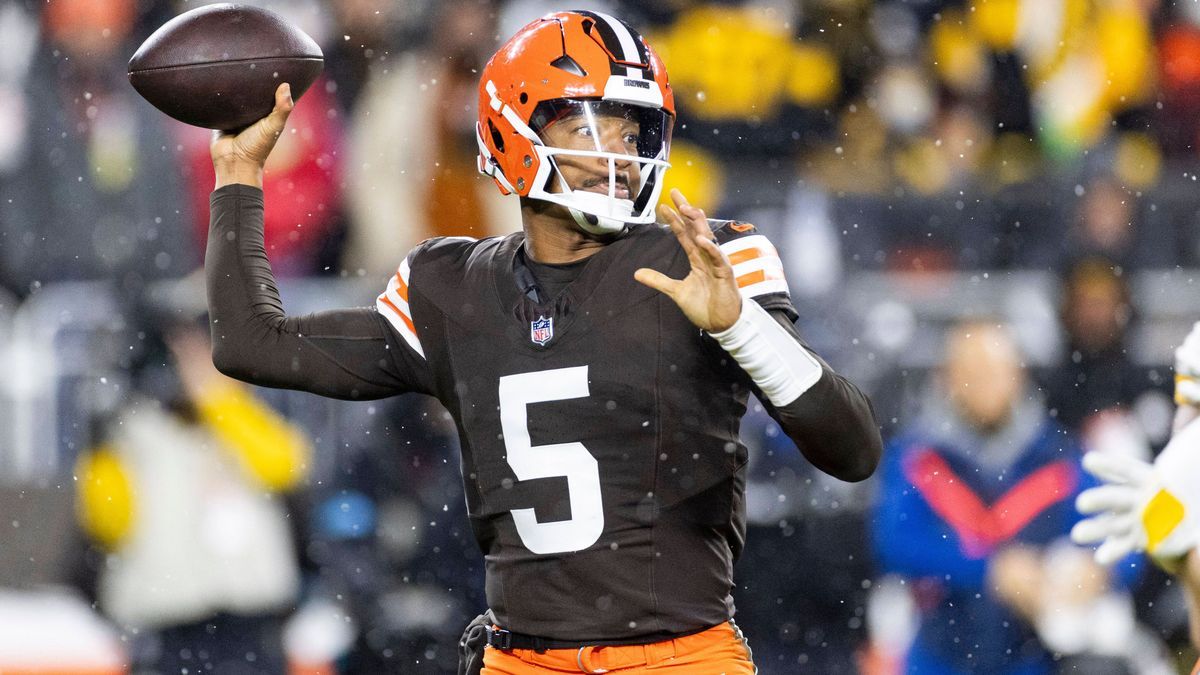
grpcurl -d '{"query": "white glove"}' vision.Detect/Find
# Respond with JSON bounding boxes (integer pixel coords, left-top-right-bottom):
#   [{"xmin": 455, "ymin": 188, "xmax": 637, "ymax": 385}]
[
  {"xmin": 1072, "ymin": 418, "xmax": 1200, "ymax": 566},
  {"xmin": 1176, "ymin": 321, "xmax": 1200, "ymax": 407}
]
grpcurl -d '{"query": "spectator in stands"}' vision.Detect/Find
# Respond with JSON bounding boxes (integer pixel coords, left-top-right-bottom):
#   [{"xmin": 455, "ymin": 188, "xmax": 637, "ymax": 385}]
[
  {"xmin": 339, "ymin": 0, "xmax": 520, "ymax": 279},
  {"xmin": 1070, "ymin": 176, "xmax": 1141, "ymax": 269},
  {"xmin": 75, "ymin": 321, "xmax": 311, "ymax": 673},
  {"xmin": 1070, "ymin": 173, "xmax": 1179, "ymax": 271},
  {"xmin": 179, "ymin": 70, "xmax": 347, "ymax": 277},
  {"xmin": 651, "ymin": 1, "xmax": 837, "ymax": 161},
  {"xmin": 872, "ymin": 320, "xmax": 1136, "ymax": 674},
  {"xmin": 0, "ymin": 0, "xmax": 196, "ymax": 298},
  {"xmin": 323, "ymin": 0, "xmax": 415, "ymax": 113},
  {"xmin": 1042, "ymin": 258, "xmax": 1161, "ymax": 434}
]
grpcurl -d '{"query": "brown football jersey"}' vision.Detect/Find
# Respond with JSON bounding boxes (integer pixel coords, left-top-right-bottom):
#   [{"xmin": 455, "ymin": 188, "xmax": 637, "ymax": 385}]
[
  {"xmin": 375, "ymin": 222, "xmax": 792, "ymax": 641},
  {"xmin": 207, "ymin": 186, "xmax": 878, "ymax": 644}
]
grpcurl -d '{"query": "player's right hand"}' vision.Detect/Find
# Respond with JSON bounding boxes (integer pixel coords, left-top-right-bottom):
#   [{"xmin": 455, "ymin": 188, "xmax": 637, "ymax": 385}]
[
  {"xmin": 211, "ymin": 82, "xmax": 294, "ymax": 188},
  {"xmin": 1176, "ymin": 321, "xmax": 1200, "ymax": 407},
  {"xmin": 1072, "ymin": 418, "xmax": 1200, "ymax": 569}
]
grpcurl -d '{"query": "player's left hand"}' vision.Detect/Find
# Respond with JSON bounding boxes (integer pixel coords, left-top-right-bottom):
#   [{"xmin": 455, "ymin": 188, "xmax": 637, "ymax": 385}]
[
  {"xmin": 1072, "ymin": 419, "xmax": 1200, "ymax": 568},
  {"xmin": 634, "ymin": 189, "xmax": 742, "ymax": 332}
]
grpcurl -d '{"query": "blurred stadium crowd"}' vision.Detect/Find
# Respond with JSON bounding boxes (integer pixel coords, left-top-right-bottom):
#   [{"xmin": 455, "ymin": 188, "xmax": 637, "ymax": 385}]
[{"xmin": 2, "ymin": 0, "xmax": 1200, "ymax": 672}]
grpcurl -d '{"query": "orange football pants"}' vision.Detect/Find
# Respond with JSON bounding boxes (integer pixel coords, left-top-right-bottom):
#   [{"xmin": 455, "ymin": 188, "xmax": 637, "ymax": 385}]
[{"xmin": 480, "ymin": 621, "xmax": 756, "ymax": 674}]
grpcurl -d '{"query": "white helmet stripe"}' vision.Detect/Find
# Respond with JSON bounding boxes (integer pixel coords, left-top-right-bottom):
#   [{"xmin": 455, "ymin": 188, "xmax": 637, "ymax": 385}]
[
  {"xmin": 576, "ymin": 10, "xmax": 649, "ymax": 80},
  {"xmin": 591, "ymin": 11, "xmax": 641, "ymax": 66}
]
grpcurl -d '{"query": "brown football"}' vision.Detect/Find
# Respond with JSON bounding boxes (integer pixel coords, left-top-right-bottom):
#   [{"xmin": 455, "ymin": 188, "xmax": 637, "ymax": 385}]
[{"xmin": 128, "ymin": 3, "xmax": 323, "ymax": 131}]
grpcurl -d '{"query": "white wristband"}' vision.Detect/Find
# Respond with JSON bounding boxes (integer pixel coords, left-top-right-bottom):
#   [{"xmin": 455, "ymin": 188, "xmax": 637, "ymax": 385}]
[{"xmin": 707, "ymin": 300, "xmax": 823, "ymax": 407}]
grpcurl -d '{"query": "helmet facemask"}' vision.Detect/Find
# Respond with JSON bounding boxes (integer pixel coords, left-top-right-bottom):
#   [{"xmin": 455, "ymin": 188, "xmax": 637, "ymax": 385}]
[{"xmin": 528, "ymin": 99, "xmax": 672, "ymax": 235}]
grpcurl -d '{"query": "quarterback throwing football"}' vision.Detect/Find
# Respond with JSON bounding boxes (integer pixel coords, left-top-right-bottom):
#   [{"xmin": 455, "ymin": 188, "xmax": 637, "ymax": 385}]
[{"xmin": 206, "ymin": 11, "xmax": 881, "ymax": 674}]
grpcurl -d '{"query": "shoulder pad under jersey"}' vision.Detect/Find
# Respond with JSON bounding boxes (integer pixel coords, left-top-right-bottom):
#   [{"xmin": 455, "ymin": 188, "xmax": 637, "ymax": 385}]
[
  {"xmin": 374, "ymin": 236, "xmax": 481, "ymax": 359},
  {"xmin": 707, "ymin": 219, "xmax": 790, "ymax": 301}
]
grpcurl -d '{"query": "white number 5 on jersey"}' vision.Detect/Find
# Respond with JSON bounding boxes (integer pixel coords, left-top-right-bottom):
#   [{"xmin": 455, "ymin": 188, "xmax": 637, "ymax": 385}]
[{"xmin": 498, "ymin": 366, "xmax": 604, "ymax": 554}]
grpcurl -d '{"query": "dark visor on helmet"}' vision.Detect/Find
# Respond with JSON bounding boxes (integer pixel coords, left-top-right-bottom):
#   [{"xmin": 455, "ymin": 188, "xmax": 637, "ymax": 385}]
[{"xmin": 529, "ymin": 99, "xmax": 673, "ymax": 160}]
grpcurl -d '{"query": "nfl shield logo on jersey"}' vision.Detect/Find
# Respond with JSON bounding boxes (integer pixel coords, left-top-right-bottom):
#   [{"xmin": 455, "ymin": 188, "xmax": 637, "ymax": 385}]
[{"xmin": 530, "ymin": 315, "xmax": 553, "ymax": 346}]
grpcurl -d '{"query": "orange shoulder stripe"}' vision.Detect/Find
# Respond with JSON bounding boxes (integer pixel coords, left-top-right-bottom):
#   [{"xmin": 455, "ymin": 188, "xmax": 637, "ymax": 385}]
[
  {"xmin": 727, "ymin": 247, "xmax": 764, "ymax": 265},
  {"xmin": 379, "ymin": 294, "xmax": 416, "ymax": 334},
  {"xmin": 736, "ymin": 268, "xmax": 785, "ymax": 288},
  {"xmin": 393, "ymin": 271, "xmax": 409, "ymax": 302}
]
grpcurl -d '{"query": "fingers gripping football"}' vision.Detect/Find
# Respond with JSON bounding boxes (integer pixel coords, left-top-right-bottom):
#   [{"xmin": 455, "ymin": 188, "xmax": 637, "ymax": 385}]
[
  {"xmin": 633, "ymin": 189, "xmax": 743, "ymax": 332},
  {"xmin": 211, "ymin": 83, "xmax": 295, "ymax": 187}
]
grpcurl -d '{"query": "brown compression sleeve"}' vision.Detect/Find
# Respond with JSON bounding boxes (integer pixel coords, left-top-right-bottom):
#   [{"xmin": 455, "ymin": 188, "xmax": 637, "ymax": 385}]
[
  {"xmin": 759, "ymin": 307, "xmax": 883, "ymax": 482},
  {"xmin": 206, "ymin": 185, "xmax": 431, "ymax": 400}
]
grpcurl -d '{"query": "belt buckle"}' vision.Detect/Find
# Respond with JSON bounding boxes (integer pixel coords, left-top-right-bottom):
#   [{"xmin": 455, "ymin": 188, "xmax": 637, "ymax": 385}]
[
  {"xmin": 486, "ymin": 626, "xmax": 514, "ymax": 650},
  {"xmin": 576, "ymin": 646, "xmax": 608, "ymax": 674}
]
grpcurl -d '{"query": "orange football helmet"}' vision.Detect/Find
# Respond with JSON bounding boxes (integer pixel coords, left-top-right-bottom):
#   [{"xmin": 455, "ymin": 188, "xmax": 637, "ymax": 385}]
[{"xmin": 476, "ymin": 10, "xmax": 675, "ymax": 234}]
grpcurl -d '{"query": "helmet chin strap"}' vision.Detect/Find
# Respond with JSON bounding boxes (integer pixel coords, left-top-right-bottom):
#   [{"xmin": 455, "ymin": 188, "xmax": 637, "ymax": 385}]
[
  {"xmin": 566, "ymin": 190, "xmax": 634, "ymax": 235},
  {"xmin": 570, "ymin": 208, "xmax": 626, "ymax": 235}
]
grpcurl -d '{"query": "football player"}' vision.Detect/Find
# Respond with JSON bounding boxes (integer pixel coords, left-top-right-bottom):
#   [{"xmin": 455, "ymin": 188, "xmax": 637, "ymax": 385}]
[
  {"xmin": 1072, "ymin": 322, "xmax": 1200, "ymax": 671},
  {"xmin": 205, "ymin": 11, "xmax": 882, "ymax": 673}
]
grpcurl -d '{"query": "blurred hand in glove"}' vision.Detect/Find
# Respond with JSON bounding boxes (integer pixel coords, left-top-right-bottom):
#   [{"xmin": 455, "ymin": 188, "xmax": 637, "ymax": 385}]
[
  {"xmin": 1072, "ymin": 419, "xmax": 1200, "ymax": 570},
  {"xmin": 1176, "ymin": 321, "xmax": 1200, "ymax": 407}
]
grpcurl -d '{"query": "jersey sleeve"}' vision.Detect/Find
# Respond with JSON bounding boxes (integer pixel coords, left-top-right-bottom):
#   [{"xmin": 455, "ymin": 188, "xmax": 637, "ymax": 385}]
[
  {"xmin": 704, "ymin": 218, "xmax": 882, "ymax": 481},
  {"xmin": 206, "ymin": 184, "xmax": 434, "ymax": 400},
  {"xmin": 376, "ymin": 252, "xmax": 425, "ymax": 359},
  {"xmin": 374, "ymin": 236, "xmax": 482, "ymax": 361},
  {"xmin": 751, "ymin": 307, "xmax": 882, "ymax": 482},
  {"xmin": 709, "ymin": 220, "xmax": 795, "ymax": 318}
]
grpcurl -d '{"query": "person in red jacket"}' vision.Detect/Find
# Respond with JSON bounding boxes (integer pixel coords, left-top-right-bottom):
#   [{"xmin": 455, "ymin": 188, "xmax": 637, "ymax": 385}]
[{"xmin": 181, "ymin": 75, "xmax": 345, "ymax": 276}]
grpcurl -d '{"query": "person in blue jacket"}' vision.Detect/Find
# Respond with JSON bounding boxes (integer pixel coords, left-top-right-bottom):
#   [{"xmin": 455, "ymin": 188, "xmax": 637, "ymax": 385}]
[{"xmin": 873, "ymin": 320, "xmax": 1135, "ymax": 674}]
